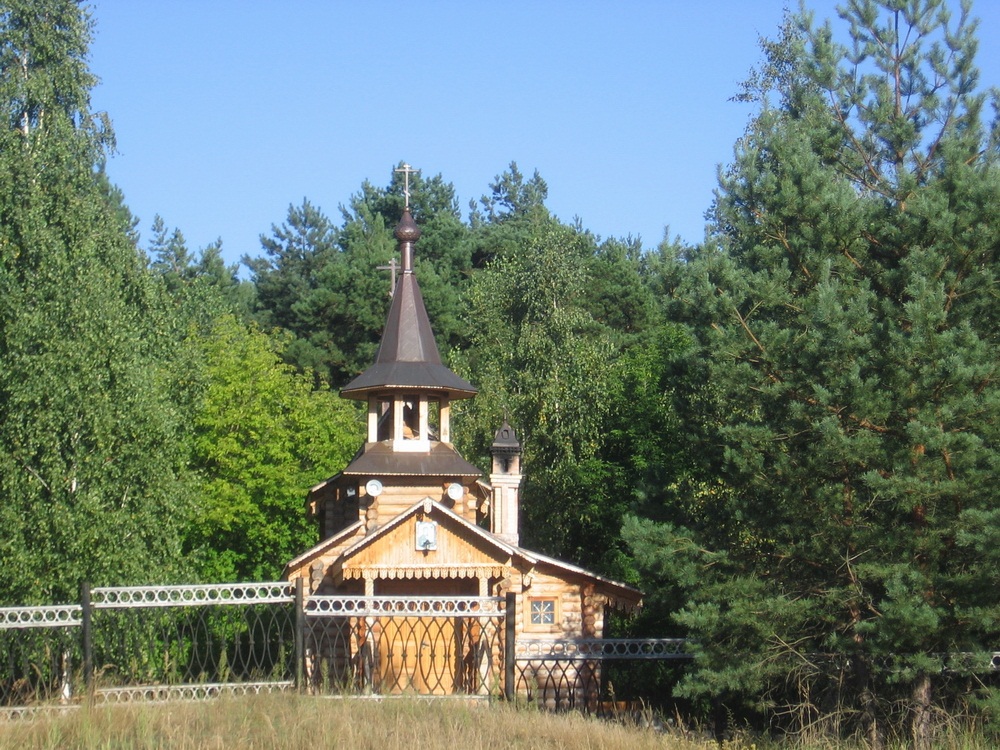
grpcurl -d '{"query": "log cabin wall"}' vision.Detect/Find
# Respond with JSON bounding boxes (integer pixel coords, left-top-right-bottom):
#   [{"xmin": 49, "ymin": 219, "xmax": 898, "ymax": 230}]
[
  {"xmin": 518, "ymin": 573, "xmax": 604, "ymax": 640},
  {"xmin": 312, "ymin": 480, "xmax": 482, "ymax": 539},
  {"xmin": 359, "ymin": 482, "xmax": 480, "ymax": 530},
  {"xmin": 313, "ymin": 483, "xmax": 359, "ymax": 539}
]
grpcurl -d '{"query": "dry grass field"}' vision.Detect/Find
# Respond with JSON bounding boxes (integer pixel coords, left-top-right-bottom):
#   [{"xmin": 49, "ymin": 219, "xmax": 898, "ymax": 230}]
[
  {"xmin": 0, "ymin": 694, "xmax": 723, "ymax": 750},
  {"xmin": 0, "ymin": 694, "xmax": 995, "ymax": 750}
]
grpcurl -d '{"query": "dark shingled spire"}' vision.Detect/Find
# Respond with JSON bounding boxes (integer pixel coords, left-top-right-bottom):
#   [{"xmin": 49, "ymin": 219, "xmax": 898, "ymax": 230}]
[{"xmin": 340, "ymin": 208, "xmax": 477, "ymax": 401}]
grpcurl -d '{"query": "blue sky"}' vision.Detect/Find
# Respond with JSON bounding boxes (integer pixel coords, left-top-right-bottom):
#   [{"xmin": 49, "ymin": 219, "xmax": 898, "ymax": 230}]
[{"xmin": 87, "ymin": 1, "xmax": 1000, "ymax": 267}]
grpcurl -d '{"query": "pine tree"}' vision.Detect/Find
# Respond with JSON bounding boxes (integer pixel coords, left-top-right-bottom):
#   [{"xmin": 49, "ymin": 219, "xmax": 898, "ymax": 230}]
[{"xmin": 628, "ymin": 1, "xmax": 1000, "ymax": 742}]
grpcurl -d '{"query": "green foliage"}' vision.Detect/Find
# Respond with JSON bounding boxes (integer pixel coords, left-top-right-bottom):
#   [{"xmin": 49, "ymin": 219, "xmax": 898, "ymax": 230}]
[
  {"xmin": 620, "ymin": 516, "xmax": 708, "ymax": 632},
  {"xmin": 182, "ymin": 315, "xmax": 362, "ymax": 581},
  {"xmin": 0, "ymin": 0, "xmax": 193, "ymax": 603},
  {"xmin": 147, "ymin": 215, "xmax": 255, "ymax": 329},
  {"xmin": 625, "ymin": 0, "xmax": 1000, "ymax": 738},
  {"xmin": 458, "ymin": 214, "xmax": 644, "ymax": 578},
  {"xmin": 469, "ymin": 161, "xmax": 549, "ymax": 228},
  {"xmin": 582, "ymin": 236, "xmax": 656, "ymax": 342},
  {"xmin": 245, "ymin": 197, "xmax": 341, "ymax": 368}
]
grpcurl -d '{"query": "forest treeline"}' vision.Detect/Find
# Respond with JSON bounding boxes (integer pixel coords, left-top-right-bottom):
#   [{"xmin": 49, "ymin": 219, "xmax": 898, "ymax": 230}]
[{"xmin": 2, "ymin": 0, "xmax": 999, "ymax": 743}]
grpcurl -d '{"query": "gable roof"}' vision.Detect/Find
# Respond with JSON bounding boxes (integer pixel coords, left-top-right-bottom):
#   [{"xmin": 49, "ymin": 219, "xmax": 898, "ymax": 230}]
[
  {"xmin": 286, "ymin": 498, "xmax": 641, "ymax": 609},
  {"xmin": 339, "ymin": 498, "xmax": 530, "ymax": 564},
  {"xmin": 284, "ymin": 519, "xmax": 364, "ymax": 577}
]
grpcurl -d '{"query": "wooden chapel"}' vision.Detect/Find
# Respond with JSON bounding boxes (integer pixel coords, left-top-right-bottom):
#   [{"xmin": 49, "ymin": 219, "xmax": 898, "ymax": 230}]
[{"xmin": 283, "ymin": 187, "xmax": 641, "ymax": 696}]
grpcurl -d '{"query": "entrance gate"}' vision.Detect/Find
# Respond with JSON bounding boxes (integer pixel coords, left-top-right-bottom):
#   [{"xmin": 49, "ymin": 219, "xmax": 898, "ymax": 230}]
[{"xmin": 303, "ymin": 596, "xmax": 505, "ymax": 696}]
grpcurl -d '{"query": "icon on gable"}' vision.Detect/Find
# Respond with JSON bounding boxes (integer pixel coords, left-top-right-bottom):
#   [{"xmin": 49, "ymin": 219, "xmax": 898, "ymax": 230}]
[{"xmin": 416, "ymin": 520, "xmax": 438, "ymax": 551}]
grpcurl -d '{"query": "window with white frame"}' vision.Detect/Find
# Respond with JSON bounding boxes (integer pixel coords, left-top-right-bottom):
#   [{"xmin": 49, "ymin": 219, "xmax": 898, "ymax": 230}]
[{"xmin": 528, "ymin": 597, "xmax": 557, "ymax": 627}]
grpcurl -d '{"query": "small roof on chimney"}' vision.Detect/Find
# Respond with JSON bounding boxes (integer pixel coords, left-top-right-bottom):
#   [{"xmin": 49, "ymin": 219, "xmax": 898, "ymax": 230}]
[{"xmin": 490, "ymin": 420, "xmax": 521, "ymax": 455}]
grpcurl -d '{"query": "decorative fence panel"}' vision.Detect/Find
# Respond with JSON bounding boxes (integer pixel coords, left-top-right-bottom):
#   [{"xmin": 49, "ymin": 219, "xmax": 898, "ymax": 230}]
[
  {"xmin": 87, "ymin": 583, "xmax": 299, "ymax": 702},
  {"xmin": 513, "ymin": 638, "xmax": 692, "ymax": 714},
  {"xmin": 0, "ymin": 586, "xmax": 510, "ymax": 711},
  {"xmin": 0, "ymin": 605, "xmax": 83, "ymax": 711},
  {"xmin": 303, "ymin": 596, "xmax": 505, "ymax": 697}
]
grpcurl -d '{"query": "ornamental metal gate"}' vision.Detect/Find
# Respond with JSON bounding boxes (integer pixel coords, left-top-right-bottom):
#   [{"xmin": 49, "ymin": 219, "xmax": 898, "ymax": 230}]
[{"xmin": 303, "ymin": 596, "xmax": 505, "ymax": 696}]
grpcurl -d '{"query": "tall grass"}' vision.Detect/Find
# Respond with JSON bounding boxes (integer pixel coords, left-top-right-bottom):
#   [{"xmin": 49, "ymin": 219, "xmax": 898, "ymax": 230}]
[
  {"xmin": 0, "ymin": 694, "xmax": 718, "ymax": 750},
  {"xmin": 1, "ymin": 695, "xmax": 995, "ymax": 749}
]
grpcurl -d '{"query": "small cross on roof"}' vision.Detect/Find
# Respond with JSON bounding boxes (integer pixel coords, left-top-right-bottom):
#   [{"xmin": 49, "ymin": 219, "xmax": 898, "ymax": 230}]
[
  {"xmin": 394, "ymin": 162, "xmax": 420, "ymax": 210},
  {"xmin": 376, "ymin": 257, "xmax": 399, "ymax": 297}
]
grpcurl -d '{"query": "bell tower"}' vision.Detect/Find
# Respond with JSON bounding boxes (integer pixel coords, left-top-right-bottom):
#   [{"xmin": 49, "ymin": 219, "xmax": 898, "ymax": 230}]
[
  {"xmin": 324, "ymin": 165, "xmax": 481, "ymax": 536},
  {"xmin": 489, "ymin": 420, "xmax": 522, "ymax": 546}
]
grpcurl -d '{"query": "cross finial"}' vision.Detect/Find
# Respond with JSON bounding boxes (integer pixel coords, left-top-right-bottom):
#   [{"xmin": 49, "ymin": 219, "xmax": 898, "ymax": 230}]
[
  {"xmin": 394, "ymin": 162, "xmax": 420, "ymax": 210},
  {"xmin": 376, "ymin": 257, "xmax": 399, "ymax": 297}
]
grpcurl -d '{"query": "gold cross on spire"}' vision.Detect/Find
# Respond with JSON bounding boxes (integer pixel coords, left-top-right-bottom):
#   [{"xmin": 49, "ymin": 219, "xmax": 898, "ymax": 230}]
[{"xmin": 394, "ymin": 162, "xmax": 420, "ymax": 210}]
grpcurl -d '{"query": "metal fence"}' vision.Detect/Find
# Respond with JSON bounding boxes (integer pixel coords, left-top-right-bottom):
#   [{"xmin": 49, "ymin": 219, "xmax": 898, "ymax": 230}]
[
  {"xmin": 512, "ymin": 638, "xmax": 691, "ymax": 713},
  {"xmin": 304, "ymin": 595, "xmax": 506, "ymax": 696},
  {"xmin": 0, "ymin": 584, "xmax": 689, "ymax": 716},
  {"xmin": 87, "ymin": 582, "xmax": 299, "ymax": 703},
  {"xmin": 0, "ymin": 604, "xmax": 83, "ymax": 711}
]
